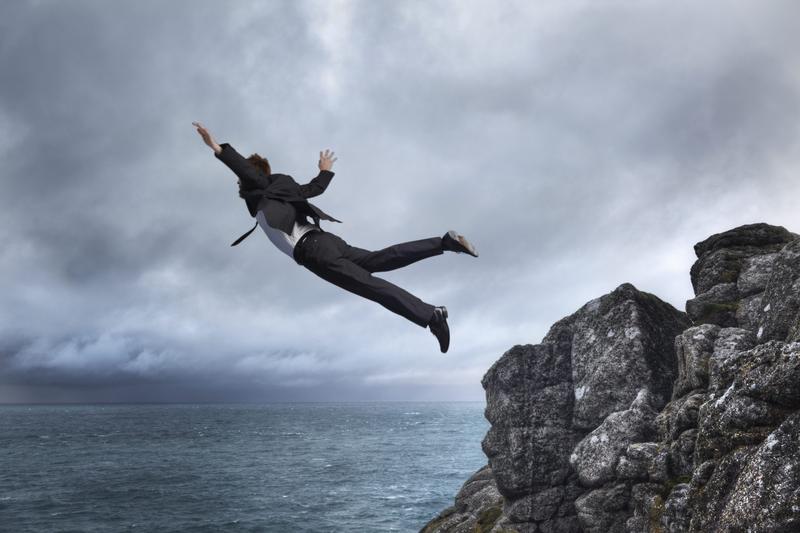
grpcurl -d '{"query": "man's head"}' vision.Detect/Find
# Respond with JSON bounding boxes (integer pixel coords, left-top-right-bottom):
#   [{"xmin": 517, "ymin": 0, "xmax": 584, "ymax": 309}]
[{"xmin": 247, "ymin": 153, "xmax": 271, "ymax": 176}]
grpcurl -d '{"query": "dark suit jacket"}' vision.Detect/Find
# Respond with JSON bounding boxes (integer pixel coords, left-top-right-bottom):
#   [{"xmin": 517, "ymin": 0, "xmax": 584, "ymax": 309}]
[{"xmin": 214, "ymin": 143, "xmax": 342, "ymax": 245}]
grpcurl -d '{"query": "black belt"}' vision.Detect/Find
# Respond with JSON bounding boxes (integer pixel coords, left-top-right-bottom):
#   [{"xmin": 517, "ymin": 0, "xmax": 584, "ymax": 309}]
[{"xmin": 293, "ymin": 229, "xmax": 322, "ymax": 264}]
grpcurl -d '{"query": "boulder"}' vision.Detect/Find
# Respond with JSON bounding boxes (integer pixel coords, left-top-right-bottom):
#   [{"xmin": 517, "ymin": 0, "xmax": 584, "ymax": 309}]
[
  {"xmin": 685, "ymin": 283, "xmax": 740, "ymax": 327},
  {"xmin": 574, "ymin": 483, "xmax": 629, "ymax": 533},
  {"xmin": 756, "ymin": 239, "xmax": 800, "ymax": 342},
  {"xmin": 706, "ymin": 327, "xmax": 757, "ymax": 393},
  {"xmin": 543, "ymin": 283, "xmax": 690, "ymax": 430},
  {"xmin": 569, "ymin": 389, "xmax": 658, "ymax": 488},
  {"xmin": 714, "ymin": 412, "xmax": 800, "ymax": 532},
  {"xmin": 419, "ymin": 465, "xmax": 503, "ymax": 533},
  {"xmin": 481, "ymin": 343, "xmax": 580, "ymax": 498},
  {"xmin": 672, "ymin": 325, "xmax": 719, "ymax": 398},
  {"xmin": 690, "ymin": 223, "xmax": 797, "ymax": 295},
  {"xmin": 687, "ymin": 224, "xmax": 799, "ymax": 337}
]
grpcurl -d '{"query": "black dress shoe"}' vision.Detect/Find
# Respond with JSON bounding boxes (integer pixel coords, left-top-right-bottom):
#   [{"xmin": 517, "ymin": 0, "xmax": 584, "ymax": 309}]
[
  {"xmin": 428, "ymin": 306, "xmax": 450, "ymax": 353},
  {"xmin": 442, "ymin": 230, "xmax": 479, "ymax": 257}
]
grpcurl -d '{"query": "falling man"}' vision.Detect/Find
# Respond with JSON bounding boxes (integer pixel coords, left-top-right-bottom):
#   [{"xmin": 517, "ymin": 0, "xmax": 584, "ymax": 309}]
[{"xmin": 192, "ymin": 122, "xmax": 478, "ymax": 353}]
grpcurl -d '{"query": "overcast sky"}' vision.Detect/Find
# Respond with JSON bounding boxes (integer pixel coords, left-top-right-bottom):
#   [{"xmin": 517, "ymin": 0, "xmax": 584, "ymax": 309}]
[{"xmin": 1, "ymin": 0, "xmax": 799, "ymax": 403}]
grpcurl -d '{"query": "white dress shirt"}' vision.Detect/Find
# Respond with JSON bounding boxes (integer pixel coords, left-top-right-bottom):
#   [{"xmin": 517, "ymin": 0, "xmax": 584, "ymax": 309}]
[{"xmin": 255, "ymin": 210, "xmax": 319, "ymax": 260}]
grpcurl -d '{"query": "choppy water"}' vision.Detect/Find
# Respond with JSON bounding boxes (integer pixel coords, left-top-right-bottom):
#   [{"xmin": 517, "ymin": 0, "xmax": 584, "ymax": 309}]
[{"xmin": 0, "ymin": 402, "xmax": 488, "ymax": 532}]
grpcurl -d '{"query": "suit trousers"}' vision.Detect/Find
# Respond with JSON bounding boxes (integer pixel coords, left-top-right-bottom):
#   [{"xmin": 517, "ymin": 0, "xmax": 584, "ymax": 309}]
[{"xmin": 292, "ymin": 230, "xmax": 443, "ymax": 327}]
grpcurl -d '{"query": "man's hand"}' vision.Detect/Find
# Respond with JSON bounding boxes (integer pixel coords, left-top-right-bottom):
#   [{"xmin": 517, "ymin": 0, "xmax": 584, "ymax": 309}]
[
  {"xmin": 193, "ymin": 121, "xmax": 222, "ymax": 154},
  {"xmin": 319, "ymin": 148, "xmax": 337, "ymax": 171}
]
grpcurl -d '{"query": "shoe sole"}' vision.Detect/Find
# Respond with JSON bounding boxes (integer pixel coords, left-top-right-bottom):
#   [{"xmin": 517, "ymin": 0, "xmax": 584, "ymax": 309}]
[
  {"xmin": 447, "ymin": 230, "xmax": 479, "ymax": 257},
  {"xmin": 440, "ymin": 306, "xmax": 449, "ymax": 353}
]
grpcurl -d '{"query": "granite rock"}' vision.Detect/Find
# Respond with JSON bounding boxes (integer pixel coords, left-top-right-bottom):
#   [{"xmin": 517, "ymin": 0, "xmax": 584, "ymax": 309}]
[
  {"xmin": 569, "ymin": 389, "xmax": 658, "ymax": 488},
  {"xmin": 423, "ymin": 223, "xmax": 800, "ymax": 533},
  {"xmin": 543, "ymin": 283, "xmax": 690, "ymax": 430}
]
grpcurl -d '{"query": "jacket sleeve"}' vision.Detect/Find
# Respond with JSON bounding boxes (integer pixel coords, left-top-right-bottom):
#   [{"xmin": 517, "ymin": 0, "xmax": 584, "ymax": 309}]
[
  {"xmin": 299, "ymin": 170, "xmax": 335, "ymax": 199},
  {"xmin": 214, "ymin": 143, "xmax": 262, "ymax": 188}
]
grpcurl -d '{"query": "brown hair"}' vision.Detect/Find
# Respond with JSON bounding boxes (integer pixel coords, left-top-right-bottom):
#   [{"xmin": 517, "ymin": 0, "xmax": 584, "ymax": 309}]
[{"xmin": 247, "ymin": 153, "xmax": 271, "ymax": 176}]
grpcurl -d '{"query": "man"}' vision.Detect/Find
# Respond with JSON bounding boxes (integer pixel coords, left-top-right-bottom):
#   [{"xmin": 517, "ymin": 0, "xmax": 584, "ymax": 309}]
[{"xmin": 192, "ymin": 122, "xmax": 478, "ymax": 353}]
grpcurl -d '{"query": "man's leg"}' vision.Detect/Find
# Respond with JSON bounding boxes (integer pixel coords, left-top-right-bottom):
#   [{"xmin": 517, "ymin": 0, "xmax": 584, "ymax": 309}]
[
  {"xmin": 340, "ymin": 236, "xmax": 445, "ymax": 273},
  {"xmin": 298, "ymin": 232, "xmax": 436, "ymax": 327}
]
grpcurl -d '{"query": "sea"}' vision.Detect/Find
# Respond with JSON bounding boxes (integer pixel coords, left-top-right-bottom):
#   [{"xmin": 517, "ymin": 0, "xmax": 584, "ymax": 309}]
[{"xmin": 0, "ymin": 402, "xmax": 489, "ymax": 532}]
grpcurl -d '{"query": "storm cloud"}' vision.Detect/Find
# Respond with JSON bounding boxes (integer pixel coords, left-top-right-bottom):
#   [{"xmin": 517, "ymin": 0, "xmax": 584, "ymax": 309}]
[{"xmin": 1, "ymin": 0, "xmax": 799, "ymax": 402}]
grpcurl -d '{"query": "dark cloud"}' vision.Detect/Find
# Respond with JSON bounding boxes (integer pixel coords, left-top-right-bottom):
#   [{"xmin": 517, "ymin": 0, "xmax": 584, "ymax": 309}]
[{"xmin": 1, "ymin": 0, "xmax": 799, "ymax": 403}]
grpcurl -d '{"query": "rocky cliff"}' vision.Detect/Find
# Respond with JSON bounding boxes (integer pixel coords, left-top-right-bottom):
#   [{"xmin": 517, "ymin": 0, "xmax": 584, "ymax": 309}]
[{"xmin": 421, "ymin": 223, "xmax": 800, "ymax": 533}]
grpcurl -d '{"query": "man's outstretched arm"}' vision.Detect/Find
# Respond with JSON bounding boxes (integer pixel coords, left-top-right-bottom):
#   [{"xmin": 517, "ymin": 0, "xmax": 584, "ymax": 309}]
[
  {"xmin": 192, "ymin": 121, "xmax": 261, "ymax": 186},
  {"xmin": 299, "ymin": 149, "xmax": 338, "ymax": 198}
]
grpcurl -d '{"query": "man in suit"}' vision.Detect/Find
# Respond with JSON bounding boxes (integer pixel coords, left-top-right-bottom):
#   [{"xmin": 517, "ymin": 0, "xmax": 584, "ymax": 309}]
[{"xmin": 192, "ymin": 122, "xmax": 478, "ymax": 353}]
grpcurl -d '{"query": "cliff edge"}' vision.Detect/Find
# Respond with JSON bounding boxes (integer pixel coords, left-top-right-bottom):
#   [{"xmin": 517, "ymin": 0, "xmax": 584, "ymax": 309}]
[{"xmin": 421, "ymin": 223, "xmax": 800, "ymax": 533}]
